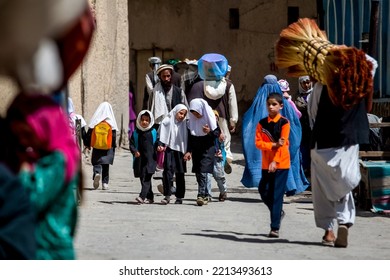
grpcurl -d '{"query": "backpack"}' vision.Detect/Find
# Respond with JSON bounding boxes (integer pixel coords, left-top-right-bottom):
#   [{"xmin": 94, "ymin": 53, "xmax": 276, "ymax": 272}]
[
  {"xmin": 132, "ymin": 128, "xmax": 157, "ymax": 150},
  {"xmin": 91, "ymin": 121, "xmax": 112, "ymax": 150}
]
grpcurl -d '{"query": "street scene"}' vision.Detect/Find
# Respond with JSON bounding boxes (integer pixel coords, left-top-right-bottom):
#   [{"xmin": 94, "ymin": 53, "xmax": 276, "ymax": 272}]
[
  {"xmin": 74, "ymin": 135, "xmax": 390, "ymax": 260},
  {"xmin": 1, "ymin": 3, "xmax": 390, "ymax": 276}
]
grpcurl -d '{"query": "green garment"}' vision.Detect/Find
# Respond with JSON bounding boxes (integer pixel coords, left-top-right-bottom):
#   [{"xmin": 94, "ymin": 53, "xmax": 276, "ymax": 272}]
[{"xmin": 19, "ymin": 151, "xmax": 78, "ymax": 260}]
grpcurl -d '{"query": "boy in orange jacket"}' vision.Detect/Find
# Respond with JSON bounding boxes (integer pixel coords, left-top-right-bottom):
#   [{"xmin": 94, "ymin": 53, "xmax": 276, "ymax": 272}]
[{"xmin": 255, "ymin": 93, "xmax": 290, "ymax": 238}]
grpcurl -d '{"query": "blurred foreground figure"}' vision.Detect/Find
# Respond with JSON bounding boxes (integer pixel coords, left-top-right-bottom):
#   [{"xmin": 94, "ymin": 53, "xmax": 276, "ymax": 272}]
[
  {"xmin": 0, "ymin": 0, "xmax": 94, "ymax": 94},
  {"xmin": 0, "ymin": 162, "xmax": 36, "ymax": 259},
  {"xmin": 0, "ymin": 0, "xmax": 95, "ymax": 259},
  {"xmin": 4, "ymin": 94, "xmax": 81, "ymax": 259}
]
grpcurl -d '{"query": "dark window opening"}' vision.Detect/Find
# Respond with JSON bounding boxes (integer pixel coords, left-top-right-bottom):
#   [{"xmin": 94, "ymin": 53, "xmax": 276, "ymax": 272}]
[
  {"xmin": 288, "ymin": 6, "xmax": 299, "ymax": 25},
  {"xmin": 229, "ymin": 8, "xmax": 239, "ymax": 29}
]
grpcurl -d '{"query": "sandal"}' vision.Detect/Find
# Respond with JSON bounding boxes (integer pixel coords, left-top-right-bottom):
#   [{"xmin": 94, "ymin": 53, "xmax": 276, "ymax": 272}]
[
  {"xmin": 321, "ymin": 237, "xmax": 335, "ymax": 247},
  {"xmin": 161, "ymin": 196, "xmax": 170, "ymax": 205},
  {"xmin": 335, "ymin": 225, "xmax": 348, "ymax": 248},
  {"xmin": 135, "ymin": 197, "xmax": 144, "ymax": 204}
]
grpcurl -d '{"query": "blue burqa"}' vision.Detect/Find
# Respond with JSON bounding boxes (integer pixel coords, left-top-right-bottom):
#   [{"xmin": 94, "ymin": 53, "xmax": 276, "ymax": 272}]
[{"xmin": 241, "ymin": 75, "xmax": 309, "ymax": 195}]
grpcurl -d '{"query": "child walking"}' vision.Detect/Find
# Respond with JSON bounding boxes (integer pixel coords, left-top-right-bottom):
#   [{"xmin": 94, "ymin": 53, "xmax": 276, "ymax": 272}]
[
  {"xmin": 184, "ymin": 98, "xmax": 221, "ymax": 206},
  {"xmin": 157, "ymin": 104, "xmax": 189, "ymax": 204},
  {"xmin": 130, "ymin": 110, "xmax": 158, "ymax": 204},
  {"xmin": 255, "ymin": 93, "xmax": 290, "ymax": 238},
  {"xmin": 85, "ymin": 102, "xmax": 118, "ymax": 190},
  {"xmin": 207, "ymin": 110, "xmax": 228, "ymax": 202}
]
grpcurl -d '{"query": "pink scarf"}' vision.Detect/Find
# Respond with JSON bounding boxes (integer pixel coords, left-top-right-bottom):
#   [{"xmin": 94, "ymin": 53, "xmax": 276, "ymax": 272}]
[{"xmin": 7, "ymin": 94, "xmax": 80, "ymax": 182}]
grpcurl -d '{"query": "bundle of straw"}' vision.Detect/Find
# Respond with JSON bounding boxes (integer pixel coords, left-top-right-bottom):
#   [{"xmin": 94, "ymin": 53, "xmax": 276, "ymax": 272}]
[{"xmin": 275, "ymin": 18, "xmax": 373, "ymax": 110}]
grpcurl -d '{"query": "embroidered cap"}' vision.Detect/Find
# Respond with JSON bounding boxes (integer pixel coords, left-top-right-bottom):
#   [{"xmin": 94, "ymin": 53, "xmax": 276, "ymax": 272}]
[{"xmin": 156, "ymin": 64, "xmax": 174, "ymax": 75}]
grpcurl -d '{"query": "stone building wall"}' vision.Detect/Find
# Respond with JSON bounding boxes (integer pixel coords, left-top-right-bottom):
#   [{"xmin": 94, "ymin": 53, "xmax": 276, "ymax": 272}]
[
  {"xmin": 69, "ymin": 0, "xmax": 129, "ymax": 145},
  {"xmin": 128, "ymin": 0, "xmax": 317, "ymax": 125},
  {"xmin": 0, "ymin": 0, "xmax": 317, "ymax": 137}
]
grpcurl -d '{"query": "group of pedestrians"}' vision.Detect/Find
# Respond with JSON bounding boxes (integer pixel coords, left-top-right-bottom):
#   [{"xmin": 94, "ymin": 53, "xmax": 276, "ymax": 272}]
[
  {"xmin": 128, "ymin": 53, "xmax": 237, "ymax": 207},
  {"xmin": 81, "ymin": 53, "xmax": 374, "ymax": 250}
]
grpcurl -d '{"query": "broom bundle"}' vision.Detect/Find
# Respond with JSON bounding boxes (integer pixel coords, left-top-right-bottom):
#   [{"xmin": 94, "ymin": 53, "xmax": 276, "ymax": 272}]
[{"xmin": 275, "ymin": 18, "xmax": 373, "ymax": 110}]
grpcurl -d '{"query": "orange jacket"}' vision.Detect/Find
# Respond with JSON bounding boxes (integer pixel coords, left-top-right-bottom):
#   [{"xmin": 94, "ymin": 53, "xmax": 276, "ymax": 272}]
[{"xmin": 255, "ymin": 114, "xmax": 290, "ymax": 170}]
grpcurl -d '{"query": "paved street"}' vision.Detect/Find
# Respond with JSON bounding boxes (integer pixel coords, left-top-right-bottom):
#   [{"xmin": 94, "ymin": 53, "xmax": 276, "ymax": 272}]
[{"xmin": 74, "ymin": 136, "xmax": 390, "ymax": 260}]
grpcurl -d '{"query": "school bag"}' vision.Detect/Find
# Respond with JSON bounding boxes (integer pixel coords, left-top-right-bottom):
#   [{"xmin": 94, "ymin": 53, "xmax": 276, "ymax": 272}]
[{"xmin": 91, "ymin": 121, "xmax": 112, "ymax": 150}]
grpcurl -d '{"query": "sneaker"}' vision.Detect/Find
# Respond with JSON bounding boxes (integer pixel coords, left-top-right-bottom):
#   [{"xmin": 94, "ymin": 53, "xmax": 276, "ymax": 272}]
[
  {"xmin": 102, "ymin": 183, "xmax": 109, "ymax": 190},
  {"xmin": 219, "ymin": 192, "xmax": 227, "ymax": 202},
  {"xmin": 135, "ymin": 197, "xmax": 144, "ymax": 204},
  {"xmin": 224, "ymin": 161, "xmax": 232, "ymax": 174},
  {"xmin": 93, "ymin": 174, "xmax": 101, "ymax": 189},
  {"xmin": 175, "ymin": 198, "xmax": 183, "ymax": 204},
  {"xmin": 161, "ymin": 196, "xmax": 170, "ymax": 205},
  {"xmin": 157, "ymin": 184, "xmax": 164, "ymax": 194},
  {"xmin": 196, "ymin": 196, "xmax": 204, "ymax": 206},
  {"xmin": 203, "ymin": 196, "xmax": 209, "ymax": 205},
  {"xmin": 268, "ymin": 230, "xmax": 279, "ymax": 238},
  {"xmin": 335, "ymin": 225, "xmax": 348, "ymax": 248}
]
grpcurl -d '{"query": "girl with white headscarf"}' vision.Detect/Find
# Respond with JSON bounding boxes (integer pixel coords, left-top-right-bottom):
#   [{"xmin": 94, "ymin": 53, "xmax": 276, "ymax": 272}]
[
  {"xmin": 185, "ymin": 98, "xmax": 221, "ymax": 206},
  {"xmin": 85, "ymin": 102, "xmax": 118, "ymax": 191},
  {"xmin": 157, "ymin": 104, "xmax": 189, "ymax": 204},
  {"xmin": 130, "ymin": 110, "xmax": 158, "ymax": 204}
]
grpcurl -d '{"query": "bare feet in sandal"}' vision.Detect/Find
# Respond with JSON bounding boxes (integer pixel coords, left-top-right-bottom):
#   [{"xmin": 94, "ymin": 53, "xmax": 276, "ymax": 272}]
[{"xmin": 322, "ymin": 229, "xmax": 336, "ymax": 247}]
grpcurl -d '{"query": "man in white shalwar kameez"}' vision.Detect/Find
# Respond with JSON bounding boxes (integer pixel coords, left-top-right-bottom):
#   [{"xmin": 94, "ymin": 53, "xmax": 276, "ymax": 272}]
[{"xmin": 308, "ymin": 55, "xmax": 377, "ymax": 247}]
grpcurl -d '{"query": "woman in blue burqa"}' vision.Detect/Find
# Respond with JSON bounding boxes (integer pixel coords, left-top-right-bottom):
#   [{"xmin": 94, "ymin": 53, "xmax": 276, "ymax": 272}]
[{"xmin": 241, "ymin": 74, "xmax": 309, "ymax": 195}]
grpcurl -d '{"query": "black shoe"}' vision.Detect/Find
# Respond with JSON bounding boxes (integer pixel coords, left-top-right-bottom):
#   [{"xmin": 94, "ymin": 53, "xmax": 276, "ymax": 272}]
[
  {"xmin": 224, "ymin": 161, "xmax": 232, "ymax": 174},
  {"xmin": 175, "ymin": 198, "xmax": 183, "ymax": 204},
  {"xmin": 268, "ymin": 230, "xmax": 279, "ymax": 238},
  {"xmin": 219, "ymin": 192, "xmax": 227, "ymax": 201}
]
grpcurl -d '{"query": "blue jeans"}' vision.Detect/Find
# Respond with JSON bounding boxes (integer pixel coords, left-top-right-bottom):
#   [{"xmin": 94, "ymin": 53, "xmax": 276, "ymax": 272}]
[
  {"xmin": 207, "ymin": 159, "xmax": 227, "ymax": 197},
  {"xmin": 93, "ymin": 164, "xmax": 109, "ymax": 184},
  {"xmin": 258, "ymin": 169, "xmax": 288, "ymax": 231},
  {"xmin": 196, "ymin": 172, "xmax": 209, "ymax": 197}
]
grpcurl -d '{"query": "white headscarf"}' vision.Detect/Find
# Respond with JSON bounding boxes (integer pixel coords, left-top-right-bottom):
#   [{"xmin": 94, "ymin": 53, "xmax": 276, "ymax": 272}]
[
  {"xmin": 88, "ymin": 101, "xmax": 118, "ymax": 130},
  {"xmin": 158, "ymin": 104, "xmax": 188, "ymax": 153},
  {"xmin": 136, "ymin": 110, "xmax": 154, "ymax": 132},
  {"xmin": 298, "ymin": 76, "xmax": 313, "ymax": 95},
  {"xmin": 68, "ymin": 97, "xmax": 86, "ymax": 127},
  {"xmin": 188, "ymin": 98, "xmax": 217, "ymax": 136}
]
